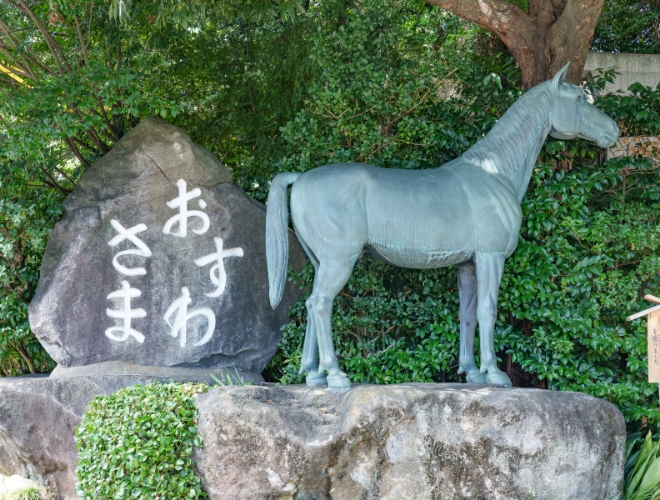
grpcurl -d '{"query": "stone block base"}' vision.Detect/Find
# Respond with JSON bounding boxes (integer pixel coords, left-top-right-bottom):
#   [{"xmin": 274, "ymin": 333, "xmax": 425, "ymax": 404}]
[{"xmin": 194, "ymin": 383, "xmax": 625, "ymax": 500}]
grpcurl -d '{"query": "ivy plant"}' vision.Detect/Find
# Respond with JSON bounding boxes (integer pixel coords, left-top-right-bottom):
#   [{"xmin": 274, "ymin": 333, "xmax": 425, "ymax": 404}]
[{"xmin": 75, "ymin": 382, "xmax": 208, "ymax": 500}]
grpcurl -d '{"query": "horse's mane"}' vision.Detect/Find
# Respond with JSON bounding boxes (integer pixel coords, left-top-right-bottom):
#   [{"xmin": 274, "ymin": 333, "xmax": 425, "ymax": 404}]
[{"xmin": 461, "ymin": 81, "xmax": 553, "ymax": 198}]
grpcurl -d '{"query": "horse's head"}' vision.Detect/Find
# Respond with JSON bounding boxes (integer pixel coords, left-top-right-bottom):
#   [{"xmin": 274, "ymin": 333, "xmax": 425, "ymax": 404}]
[{"xmin": 548, "ymin": 63, "xmax": 619, "ymax": 148}]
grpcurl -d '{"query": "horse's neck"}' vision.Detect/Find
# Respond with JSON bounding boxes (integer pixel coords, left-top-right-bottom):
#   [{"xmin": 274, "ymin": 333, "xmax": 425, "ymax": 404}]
[{"xmin": 461, "ymin": 84, "xmax": 552, "ymax": 201}]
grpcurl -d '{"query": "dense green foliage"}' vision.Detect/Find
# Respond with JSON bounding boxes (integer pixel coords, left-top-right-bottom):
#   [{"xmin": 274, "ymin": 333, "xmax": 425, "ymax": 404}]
[
  {"xmin": 75, "ymin": 382, "xmax": 208, "ymax": 500},
  {"xmin": 0, "ymin": 156, "xmax": 60, "ymax": 375},
  {"xmin": 593, "ymin": 0, "xmax": 660, "ymax": 53},
  {"xmin": 0, "ymin": 0, "xmax": 659, "ymax": 428}
]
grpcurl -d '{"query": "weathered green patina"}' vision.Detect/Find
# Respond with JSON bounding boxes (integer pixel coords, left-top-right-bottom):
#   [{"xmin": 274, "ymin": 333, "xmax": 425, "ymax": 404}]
[{"xmin": 266, "ymin": 64, "xmax": 619, "ymax": 391}]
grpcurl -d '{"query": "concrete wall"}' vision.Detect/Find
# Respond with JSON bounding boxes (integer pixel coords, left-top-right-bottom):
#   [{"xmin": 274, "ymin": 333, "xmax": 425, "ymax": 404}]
[
  {"xmin": 584, "ymin": 52, "xmax": 660, "ymax": 94},
  {"xmin": 607, "ymin": 136, "xmax": 660, "ymax": 162}
]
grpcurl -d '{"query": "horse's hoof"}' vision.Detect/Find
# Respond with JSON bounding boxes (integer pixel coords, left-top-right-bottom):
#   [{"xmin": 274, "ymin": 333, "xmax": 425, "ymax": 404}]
[
  {"xmin": 486, "ymin": 370, "xmax": 513, "ymax": 387},
  {"xmin": 306, "ymin": 371, "xmax": 328, "ymax": 386},
  {"xmin": 465, "ymin": 371, "xmax": 488, "ymax": 384},
  {"xmin": 327, "ymin": 371, "xmax": 352, "ymax": 392}
]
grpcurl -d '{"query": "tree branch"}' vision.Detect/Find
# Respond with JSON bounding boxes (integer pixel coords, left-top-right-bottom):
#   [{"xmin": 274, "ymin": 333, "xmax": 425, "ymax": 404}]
[
  {"xmin": 14, "ymin": 341, "xmax": 35, "ymax": 374},
  {"xmin": 64, "ymin": 136, "xmax": 90, "ymax": 169},
  {"xmin": 423, "ymin": 0, "xmax": 536, "ymax": 85},
  {"xmin": 39, "ymin": 166, "xmax": 72, "ymax": 195},
  {"xmin": 74, "ymin": 14, "xmax": 89, "ymax": 65},
  {"xmin": 15, "ymin": 0, "xmax": 72, "ymax": 75},
  {"xmin": 83, "ymin": 126, "xmax": 110, "ymax": 154},
  {"xmin": 54, "ymin": 165, "xmax": 78, "ymax": 187},
  {"xmin": 423, "ymin": 0, "xmax": 533, "ymax": 51},
  {"xmin": 95, "ymin": 97, "xmax": 120, "ymax": 140},
  {"xmin": 71, "ymin": 136, "xmax": 96, "ymax": 153}
]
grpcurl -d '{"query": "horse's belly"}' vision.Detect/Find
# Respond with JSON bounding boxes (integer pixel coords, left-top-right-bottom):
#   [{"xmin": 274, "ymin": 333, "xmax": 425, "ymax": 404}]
[{"xmin": 365, "ymin": 244, "xmax": 472, "ymax": 269}]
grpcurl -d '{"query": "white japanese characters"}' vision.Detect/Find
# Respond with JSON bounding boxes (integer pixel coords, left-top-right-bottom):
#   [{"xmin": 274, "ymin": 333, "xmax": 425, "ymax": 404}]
[
  {"xmin": 105, "ymin": 178, "xmax": 241, "ymax": 349},
  {"xmin": 163, "ymin": 179, "xmax": 210, "ymax": 238},
  {"xmin": 105, "ymin": 219, "xmax": 151, "ymax": 343},
  {"xmin": 163, "ymin": 287, "xmax": 216, "ymax": 348},
  {"xmin": 107, "ymin": 219, "xmax": 152, "ymax": 276},
  {"xmin": 194, "ymin": 237, "xmax": 244, "ymax": 297},
  {"xmin": 105, "ymin": 280, "xmax": 146, "ymax": 343}
]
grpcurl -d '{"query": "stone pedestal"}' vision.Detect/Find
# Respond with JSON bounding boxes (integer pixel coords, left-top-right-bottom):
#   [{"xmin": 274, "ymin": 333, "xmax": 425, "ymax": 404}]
[
  {"xmin": 194, "ymin": 383, "xmax": 625, "ymax": 500},
  {"xmin": 0, "ymin": 381, "xmax": 625, "ymax": 500}
]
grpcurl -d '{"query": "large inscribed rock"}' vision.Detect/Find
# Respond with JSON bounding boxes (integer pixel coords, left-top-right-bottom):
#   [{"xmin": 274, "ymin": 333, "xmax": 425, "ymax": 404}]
[{"xmin": 29, "ymin": 117, "xmax": 305, "ymax": 372}]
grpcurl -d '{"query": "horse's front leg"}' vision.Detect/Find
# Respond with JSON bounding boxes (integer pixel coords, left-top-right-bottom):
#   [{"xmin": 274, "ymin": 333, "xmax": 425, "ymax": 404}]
[
  {"xmin": 457, "ymin": 262, "xmax": 486, "ymax": 383},
  {"xmin": 475, "ymin": 253, "xmax": 512, "ymax": 387}
]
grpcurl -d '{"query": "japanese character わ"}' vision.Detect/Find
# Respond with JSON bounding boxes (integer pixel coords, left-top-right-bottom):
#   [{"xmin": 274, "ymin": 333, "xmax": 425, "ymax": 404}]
[{"xmin": 164, "ymin": 287, "xmax": 216, "ymax": 347}]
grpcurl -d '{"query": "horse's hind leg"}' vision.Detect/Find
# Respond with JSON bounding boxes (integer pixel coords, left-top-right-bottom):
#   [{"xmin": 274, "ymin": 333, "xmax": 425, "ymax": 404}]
[
  {"xmin": 296, "ymin": 235, "xmax": 327, "ymax": 386},
  {"xmin": 301, "ymin": 281, "xmax": 327, "ymax": 386},
  {"xmin": 311, "ymin": 257, "xmax": 357, "ymax": 392},
  {"xmin": 475, "ymin": 253, "xmax": 512, "ymax": 387},
  {"xmin": 457, "ymin": 262, "xmax": 486, "ymax": 384}
]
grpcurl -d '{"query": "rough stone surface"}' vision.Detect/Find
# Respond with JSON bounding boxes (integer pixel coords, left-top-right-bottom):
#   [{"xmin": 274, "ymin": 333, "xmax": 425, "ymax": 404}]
[
  {"xmin": 0, "ymin": 376, "xmax": 166, "ymax": 499},
  {"xmin": 29, "ymin": 117, "xmax": 305, "ymax": 372},
  {"xmin": 194, "ymin": 383, "xmax": 625, "ymax": 500},
  {"xmin": 0, "ymin": 373, "xmax": 268, "ymax": 500}
]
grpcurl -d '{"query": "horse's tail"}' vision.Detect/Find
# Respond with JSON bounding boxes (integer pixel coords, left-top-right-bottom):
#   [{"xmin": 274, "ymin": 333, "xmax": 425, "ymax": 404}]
[{"xmin": 266, "ymin": 172, "xmax": 301, "ymax": 309}]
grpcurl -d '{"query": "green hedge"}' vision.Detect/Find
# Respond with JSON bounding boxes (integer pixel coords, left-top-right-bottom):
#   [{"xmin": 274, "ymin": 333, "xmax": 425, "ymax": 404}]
[{"xmin": 75, "ymin": 382, "xmax": 208, "ymax": 500}]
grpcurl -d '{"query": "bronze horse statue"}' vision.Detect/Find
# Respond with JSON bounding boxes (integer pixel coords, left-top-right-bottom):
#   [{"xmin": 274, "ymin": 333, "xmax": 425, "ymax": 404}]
[{"xmin": 266, "ymin": 63, "xmax": 619, "ymax": 391}]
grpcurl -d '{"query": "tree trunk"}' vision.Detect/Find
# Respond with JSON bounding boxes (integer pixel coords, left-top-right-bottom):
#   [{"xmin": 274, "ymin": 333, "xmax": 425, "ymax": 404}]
[
  {"xmin": 14, "ymin": 341, "xmax": 36, "ymax": 374},
  {"xmin": 423, "ymin": 0, "xmax": 605, "ymax": 88}
]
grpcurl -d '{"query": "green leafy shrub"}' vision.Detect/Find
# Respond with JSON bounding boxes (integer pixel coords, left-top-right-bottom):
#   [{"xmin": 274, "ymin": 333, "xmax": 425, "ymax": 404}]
[
  {"xmin": 75, "ymin": 382, "xmax": 208, "ymax": 500},
  {"xmin": 624, "ymin": 431, "xmax": 660, "ymax": 500}
]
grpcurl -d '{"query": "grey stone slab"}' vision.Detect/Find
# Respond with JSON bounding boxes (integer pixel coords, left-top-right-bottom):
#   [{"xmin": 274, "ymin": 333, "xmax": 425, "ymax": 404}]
[
  {"xmin": 29, "ymin": 117, "xmax": 306, "ymax": 371},
  {"xmin": 194, "ymin": 383, "xmax": 625, "ymax": 500},
  {"xmin": 50, "ymin": 360, "xmax": 264, "ymax": 385}
]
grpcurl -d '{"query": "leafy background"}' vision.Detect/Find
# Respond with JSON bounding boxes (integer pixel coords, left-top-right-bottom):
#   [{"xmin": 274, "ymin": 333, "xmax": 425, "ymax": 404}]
[{"xmin": 0, "ymin": 0, "xmax": 658, "ymax": 429}]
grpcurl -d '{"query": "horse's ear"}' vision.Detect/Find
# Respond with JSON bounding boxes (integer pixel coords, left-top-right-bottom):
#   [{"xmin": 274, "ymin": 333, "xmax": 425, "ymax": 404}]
[{"xmin": 551, "ymin": 62, "xmax": 570, "ymax": 91}]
